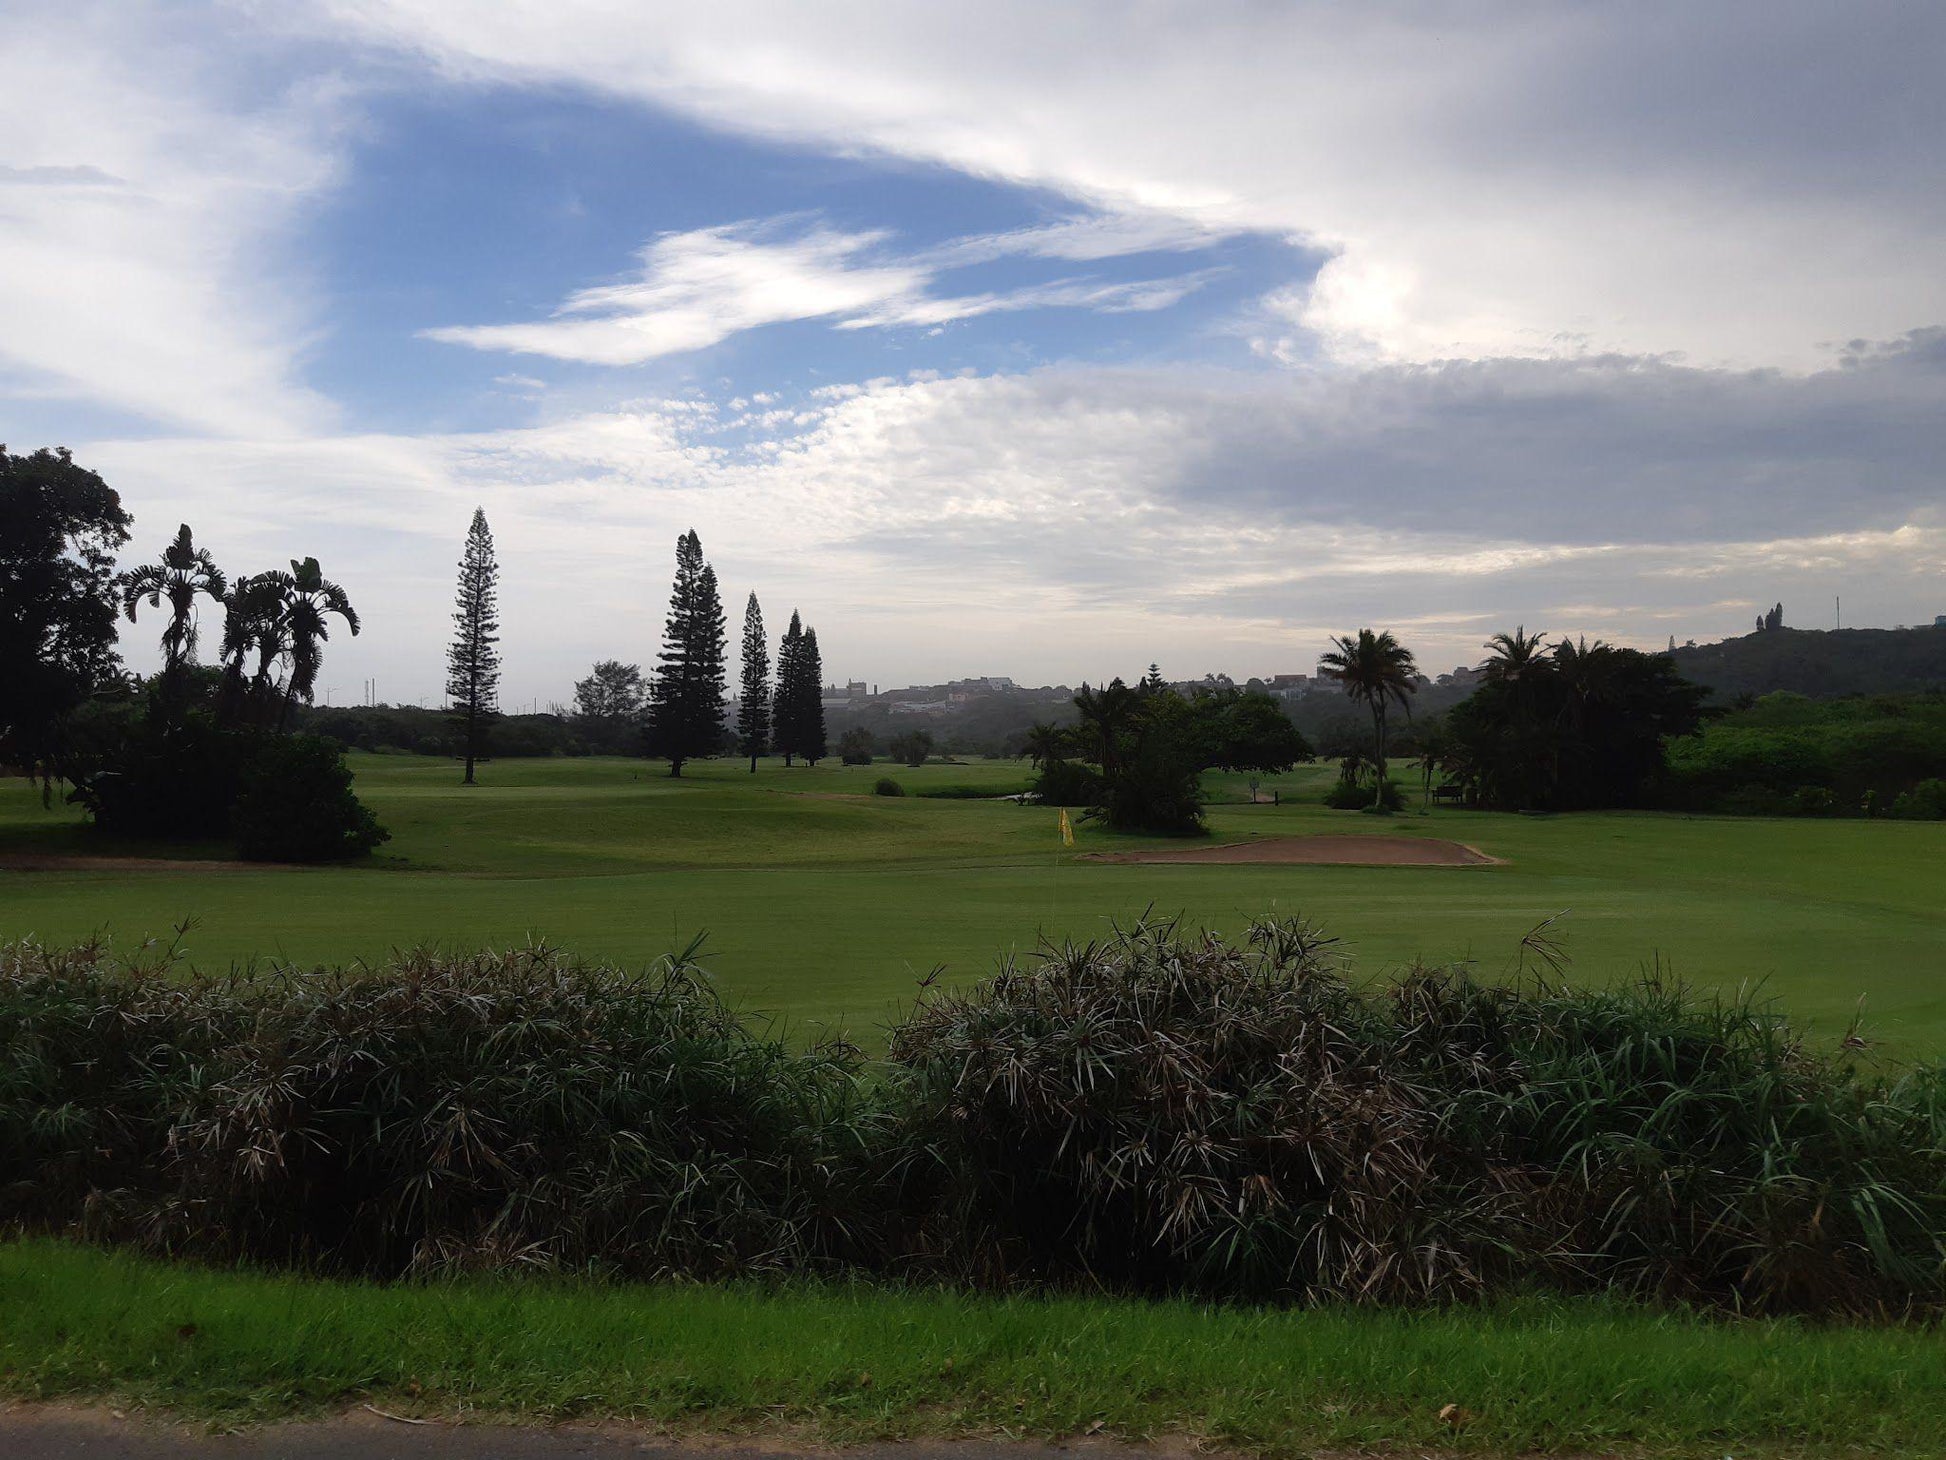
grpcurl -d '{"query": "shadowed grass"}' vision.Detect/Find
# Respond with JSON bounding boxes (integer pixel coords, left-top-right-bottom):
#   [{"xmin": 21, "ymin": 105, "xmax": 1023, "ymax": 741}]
[{"xmin": 3, "ymin": 1240, "xmax": 1945, "ymax": 1455}]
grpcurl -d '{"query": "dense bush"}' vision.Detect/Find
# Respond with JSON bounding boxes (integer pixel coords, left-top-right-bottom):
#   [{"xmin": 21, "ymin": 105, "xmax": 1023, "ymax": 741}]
[
  {"xmin": 872, "ymin": 776, "xmax": 905, "ymax": 797},
  {"xmin": 1664, "ymin": 692, "xmax": 1946, "ymax": 815},
  {"xmin": 1029, "ymin": 757, "xmax": 1102, "ymax": 807},
  {"xmin": 1891, "ymin": 778, "xmax": 1946, "ymax": 820},
  {"xmin": 232, "ymin": 734, "xmax": 390, "ymax": 861},
  {"xmin": 892, "ymin": 919, "xmax": 1946, "ymax": 1313},
  {"xmin": 5, "ymin": 924, "xmax": 1944, "ymax": 1314},
  {"xmin": 1324, "ymin": 775, "xmax": 1404, "ymax": 811},
  {"xmin": 67, "ymin": 713, "xmax": 246, "ymax": 840},
  {"xmin": 0, "ymin": 940, "xmax": 886, "ymax": 1278}
]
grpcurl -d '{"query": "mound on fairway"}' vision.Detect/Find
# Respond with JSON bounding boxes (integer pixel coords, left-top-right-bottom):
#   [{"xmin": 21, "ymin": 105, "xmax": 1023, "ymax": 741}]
[{"xmin": 1091, "ymin": 834, "xmax": 1500, "ymax": 867}]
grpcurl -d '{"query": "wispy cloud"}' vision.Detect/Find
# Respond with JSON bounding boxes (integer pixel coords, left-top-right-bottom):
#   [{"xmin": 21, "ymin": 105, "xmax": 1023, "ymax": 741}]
[{"xmin": 422, "ymin": 217, "xmax": 1215, "ymax": 365}]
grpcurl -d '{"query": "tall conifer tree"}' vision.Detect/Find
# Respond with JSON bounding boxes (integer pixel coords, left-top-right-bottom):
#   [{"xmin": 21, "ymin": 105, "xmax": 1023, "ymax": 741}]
[
  {"xmin": 736, "ymin": 592, "xmax": 770, "ymax": 773},
  {"xmin": 774, "ymin": 610, "xmax": 805, "ymax": 766},
  {"xmin": 646, "ymin": 529, "xmax": 727, "ymax": 776},
  {"xmin": 800, "ymin": 626, "xmax": 828, "ymax": 764},
  {"xmin": 446, "ymin": 508, "xmax": 501, "ymax": 785}
]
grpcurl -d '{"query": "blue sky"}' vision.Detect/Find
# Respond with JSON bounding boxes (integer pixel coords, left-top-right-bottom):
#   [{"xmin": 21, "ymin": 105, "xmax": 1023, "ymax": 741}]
[{"xmin": 4, "ymin": 2, "xmax": 1943, "ymax": 703}]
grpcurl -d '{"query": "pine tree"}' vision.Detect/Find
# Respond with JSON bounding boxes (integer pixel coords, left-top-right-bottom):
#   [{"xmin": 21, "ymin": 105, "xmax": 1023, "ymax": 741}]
[
  {"xmin": 736, "ymin": 592, "xmax": 770, "ymax": 773},
  {"xmin": 774, "ymin": 610, "xmax": 805, "ymax": 767},
  {"xmin": 446, "ymin": 508, "xmax": 501, "ymax": 785},
  {"xmin": 800, "ymin": 626, "xmax": 828, "ymax": 764},
  {"xmin": 646, "ymin": 530, "xmax": 727, "ymax": 776}
]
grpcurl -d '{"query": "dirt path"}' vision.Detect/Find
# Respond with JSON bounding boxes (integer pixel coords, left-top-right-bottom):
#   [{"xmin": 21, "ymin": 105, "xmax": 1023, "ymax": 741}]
[
  {"xmin": 1087, "ymin": 834, "xmax": 1500, "ymax": 867},
  {"xmin": 0, "ymin": 1409, "xmax": 1227, "ymax": 1460}
]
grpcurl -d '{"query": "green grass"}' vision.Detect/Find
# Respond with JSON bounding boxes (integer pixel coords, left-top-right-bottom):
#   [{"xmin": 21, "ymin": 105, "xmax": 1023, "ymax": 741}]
[
  {"xmin": 4, "ymin": 1239, "xmax": 1945, "ymax": 1455},
  {"xmin": 3, "ymin": 754, "xmax": 1945, "ymax": 1051}
]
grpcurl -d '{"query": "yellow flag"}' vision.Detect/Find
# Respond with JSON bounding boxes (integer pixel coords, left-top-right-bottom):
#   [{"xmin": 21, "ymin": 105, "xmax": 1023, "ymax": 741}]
[{"xmin": 1058, "ymin": 808, "xmax": 1074, "ymax": 847}]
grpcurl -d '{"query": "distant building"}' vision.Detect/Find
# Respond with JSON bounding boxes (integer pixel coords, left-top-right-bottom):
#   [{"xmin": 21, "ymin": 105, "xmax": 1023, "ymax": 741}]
[{"xmin": 1935, "ymin": 614, "xmax": 1946, "ymax": 628}]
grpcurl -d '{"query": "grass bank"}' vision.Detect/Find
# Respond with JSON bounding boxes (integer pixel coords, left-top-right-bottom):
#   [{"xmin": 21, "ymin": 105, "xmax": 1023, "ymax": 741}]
[{"xmin": 4, "ymin": 1241, "xmax": 1944, "ymax": 1456}]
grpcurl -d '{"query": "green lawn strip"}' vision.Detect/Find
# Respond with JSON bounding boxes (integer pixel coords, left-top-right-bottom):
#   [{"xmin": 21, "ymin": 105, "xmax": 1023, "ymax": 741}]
[{"xmin": 2, "ymin": 1241, "xmax": 1942, "ymax": 1455}]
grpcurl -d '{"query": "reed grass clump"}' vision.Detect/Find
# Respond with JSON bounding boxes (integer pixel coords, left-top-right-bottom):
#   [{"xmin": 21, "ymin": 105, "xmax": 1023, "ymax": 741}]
[
  {"xmin": 0, "ymin": 935, "xmax": 886, "ymax": 1279},
  {"xmin": 4, "ymin": 921, "xmax": 1943, "ymax": 1314}
]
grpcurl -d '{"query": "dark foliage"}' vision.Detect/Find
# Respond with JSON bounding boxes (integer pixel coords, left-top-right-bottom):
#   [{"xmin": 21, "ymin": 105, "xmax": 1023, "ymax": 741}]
[
  {"xmin": 890, "ymin": 917, "xmax": 1946, "ymax": 1312},
  {"xmin": 1447, "ymin": 639, "xmax": 1708, "ymax": 810},
  {"xmin": 736, "ymin": 593, "xmax": 771, "ymax": 772},
  {"xmin": 1188, "ymin": 687, "xmax": 1315, "ymax": 774},
  {"xmin": 889, "ymin": 729, "xmax": 934, "ymax": 768},
  {"xmin": 1324, "ymin": 775, "xmax": 1403, "ymax": 811},
  {"xmin": 66, "ymin": 714, "xmax": 247, "ymax": 841},
  {"xmin": 646, "ymin": 531, "xmax": 729, "ymax": 776},
  {"xmin": 5, "ymin": 923, "xmax": 1945, "ymax": 1314},
  {"xmin": 872, "ymin": 776, "xmax": 905, "ymax": 797},
  {"xmin": 572, "ymin": 660, "xmax": 646, "ymax": 755},
  {"xmin": 1029, "ymin": 757, "xmax": 1104, "ymax": 807},
  {"xmin": 0, "ymin": 447, "xmax": 131, "ymax": 791},
  {"xmin": 232, "ymin": 734, "xmax": 390, "ymax": 861},
  {"xmin": 838, "ymin": 726, "xmax": 875, "ymax": 765},
  {"xmin": 1669, "ymin": 625, "xmax": 1946, "ymax": 701},
  {"xmin": 0, "ymin": 940, "xmax": 887, "ymax": 1279}
]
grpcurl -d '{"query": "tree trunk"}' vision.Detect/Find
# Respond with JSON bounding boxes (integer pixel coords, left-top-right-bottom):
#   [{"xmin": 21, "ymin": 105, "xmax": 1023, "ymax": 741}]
[
  {"xmin": 748, "ymin": 753, "xmax": 758, "ymax": 773},
  {"xmin": 1372, "ymin": 704, "xmax": 1387, "ymax": 809}
]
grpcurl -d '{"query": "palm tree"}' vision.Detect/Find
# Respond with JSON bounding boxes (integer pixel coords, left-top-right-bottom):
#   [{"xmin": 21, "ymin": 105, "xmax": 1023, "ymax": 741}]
[
  {"xmin": 216, "ymin": 571, "xmax": 292, "ymax": 728},
  {"xmin": 1023, "ymin": 721, "xmax": 1071, "ymax": 770},
  {"xmin": 1071, "ymin": 678, "xmax": 1141, "ymax": 775},
  {"xmin": 121, "ymin": 524, "xmax": 226, "ymax": 694},
  {"xmin": 276, "ymin": 557, "xmax": 359, "ymax": 726},
  {"xmin": 1481, "ymin": 625, "xmax": 1550, "ymax": 688},
  {"xmin": 1320, "ymin": 629, "xmax": 1418, "ymax": 808}
]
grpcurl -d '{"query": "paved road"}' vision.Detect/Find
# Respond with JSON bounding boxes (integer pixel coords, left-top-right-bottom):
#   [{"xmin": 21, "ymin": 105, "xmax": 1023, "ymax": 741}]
[{"xmin": 0, "ymin": 1410, "xmax": 1115, "ymax": 1460}]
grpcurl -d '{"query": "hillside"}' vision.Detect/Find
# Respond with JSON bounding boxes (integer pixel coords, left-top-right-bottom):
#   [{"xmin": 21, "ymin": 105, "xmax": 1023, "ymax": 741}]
[{"xmin": 1670, "ymin": 625, "xmax": 1946, "ymax": 700}]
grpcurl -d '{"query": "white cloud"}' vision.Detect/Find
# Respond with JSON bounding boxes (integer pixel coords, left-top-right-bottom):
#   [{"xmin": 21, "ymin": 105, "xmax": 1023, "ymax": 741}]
[
  {"xmin": 316, "ymin": 0, "xmax": 1946, "ymax": 370},
  {"xmin": 423, "ymin": 219, "xmax": 1213, "ymax": 365},
  {"xmin": 91, "ymin": 335, "xmax": 1946, "ymax": 700},
  {"xmin": 0, "ymin": 3, "xmax": 344, "ymax": 436}
]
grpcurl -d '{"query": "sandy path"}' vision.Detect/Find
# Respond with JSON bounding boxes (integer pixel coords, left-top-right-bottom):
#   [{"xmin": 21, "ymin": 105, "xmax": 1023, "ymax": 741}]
[{"xmin": 1088, "ymin": 834, "xmax": 1500, "ymax": 867}]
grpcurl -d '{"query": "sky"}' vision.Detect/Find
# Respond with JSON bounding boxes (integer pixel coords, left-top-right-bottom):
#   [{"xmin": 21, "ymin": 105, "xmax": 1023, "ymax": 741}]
[{"xmin": 4, "ymin": 1, "xmax": 1944, "ymax": 706}]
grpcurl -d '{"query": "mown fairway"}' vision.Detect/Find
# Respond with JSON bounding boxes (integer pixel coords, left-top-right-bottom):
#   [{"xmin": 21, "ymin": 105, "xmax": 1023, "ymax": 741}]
[{"xmin": 4, "ymin": 754, "xmax": 1944, "ymax": 1050}]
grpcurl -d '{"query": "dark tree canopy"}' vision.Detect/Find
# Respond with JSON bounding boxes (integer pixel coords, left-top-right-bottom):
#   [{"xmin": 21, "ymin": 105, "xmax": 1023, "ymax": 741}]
[
  {"xmin": 772, "ymin": 610, "xmax": 827, "ymax": 767},
  {"xmin": 1320, "ymin": 628, "xmax": 1418, "ymax": 809},
  {"xmin": 736, "ymin": 592, "xmax": 770, "ymax": 772},
  {"xmin": 571, "ymin": 660, "xmax": 646, "ymax": 754},
  {"xmin": 798, "ymin": 627, "xmax": 827, "ymax": 764},
  {"xmin": 1187, "ymin": 688, "xmax": 1315, "ymax": 774},
  {"xmin": 1446, "ymin": 638, "xmax": 1708, "ymax": 810},
  {"xmin": 0, "ymin": 447, "xmax": 131, "ymax": 789},
  {"xmin": 646, "ymin": 530, "xmax": 727, "ymax": 776},
  {"xmin": 446, "ymin": 508, "xmax": 501, "ymax": 785}
]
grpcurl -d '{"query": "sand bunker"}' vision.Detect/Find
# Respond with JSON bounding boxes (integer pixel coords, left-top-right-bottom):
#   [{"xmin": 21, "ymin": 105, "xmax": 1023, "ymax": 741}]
[{"xmin": 1090, "ymin": 834, "xmax": 1500, "ymax": 867}]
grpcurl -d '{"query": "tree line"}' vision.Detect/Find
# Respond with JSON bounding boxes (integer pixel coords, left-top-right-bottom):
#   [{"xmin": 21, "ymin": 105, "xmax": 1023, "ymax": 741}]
[{"xmin": 449, "ymin": 516, "xmax": 829, "ymax": 781}]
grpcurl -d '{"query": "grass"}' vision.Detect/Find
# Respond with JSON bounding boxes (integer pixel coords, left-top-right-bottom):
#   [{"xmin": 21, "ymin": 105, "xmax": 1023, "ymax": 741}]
[
  {"xmin": 5, "ymin": 1239, "xmax": 1946, "ymax": 1455},
  {"xmin": 3, "ymin": 754, "xmax": 1945, "ymax": 1051}
]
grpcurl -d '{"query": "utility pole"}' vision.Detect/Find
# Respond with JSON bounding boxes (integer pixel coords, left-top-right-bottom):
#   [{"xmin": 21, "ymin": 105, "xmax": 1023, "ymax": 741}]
[{"xmin": 1835, "ymin": 596, "xmax": 1841, "ymax": 631}]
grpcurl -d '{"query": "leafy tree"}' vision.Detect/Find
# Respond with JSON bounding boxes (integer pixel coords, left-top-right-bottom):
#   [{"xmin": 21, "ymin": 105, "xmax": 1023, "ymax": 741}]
[
  {"xmin": 1072, "ymin": 679, "xmax": 1142, "ymax": 776},
  {"xmin": 573, "ymin": 659, "xmax": 646, "ymax": 720},
  {"xmin": 1187, "ymin": 688, "xmax": 1313, "ymax": 774},
  {"xmin": 446, "ymin": 508, "xmax": 501, "ymax": 785},
  {"xmin": 736, "ymin": 593, "xmax": 771, "ymax": 772},
  {"xmin": 889, "ymin": 729, "xmax": 934, "ymax": 768},
  {"xmin": 571, "ymin": 660, "xmax": 646, "ymax": 754},
  {"xmin": 0, "ymin": 446, "xmax": 131, "ymax": 792},
  {"xmin": 646, "ymin": 530, "xmax": 727, "ymax": 776},
  {"xmin": 1482, "ymin": 625, "xmax": 1551, "ymax": 690},
  {"xmin": 1066, "ymin": 677, "xmax": 1205, "ymax": 834},
  {"xmin": 1320, "ymin": 628, "xmax": 1419, "ymax": 809},
  {"xmin": 276, "ymin": 556, "xmax": 360, "ymax": 727},
  {"xmin": 838, "ymin": 726, "xmax": 875, "ymax": 765},
  {"xmin": 122, "ymin": 523, "xmax": 226, "ymax": 710}
]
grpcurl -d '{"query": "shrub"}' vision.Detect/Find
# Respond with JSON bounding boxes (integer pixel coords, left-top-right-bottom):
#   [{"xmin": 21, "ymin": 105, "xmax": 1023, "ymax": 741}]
[
  {"xmin": 1325, "ymin": 776, "xmax": 1404, "ymax": 810},
  {"xmin": 838, "ymin": 727, "xmax": 875, "ymax": 765},
  {"xmin": 1891, "ymin": 778, "xmax": 1946, "ymax": 820},
  {"xmin": 872, "ymin": 776, "xmax": 905, "ymax": 797},
  {"xmin": 1029, "ymin": 757, "xmax": 1101, "ymax": 807},
  {"xmin": 890, "ymin": 917, "xmax": 1946, "ymax": 1312},
  {"xmin": 231, "ymin": 734, "xmax": 389, "ymax": 861},
  {"xmin": 67, "ymin": 713, "xmax": 247, "ymax": 841},
  {"xmin": 0, "ymin": 940, "xmax": 887, "ymax": 1278}
]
